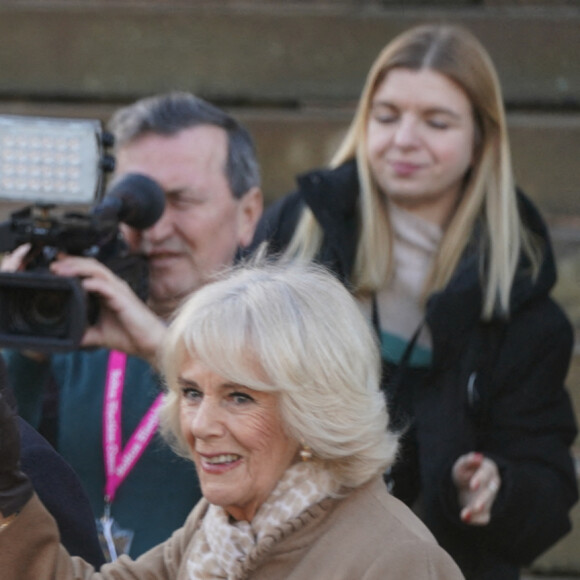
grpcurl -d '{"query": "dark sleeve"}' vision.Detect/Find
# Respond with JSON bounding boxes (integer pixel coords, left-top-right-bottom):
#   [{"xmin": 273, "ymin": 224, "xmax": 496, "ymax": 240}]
[
  {"xmin": 440, "ymin": 301, "xmax": 578, "ymax": 564},
  {"xmin": 18, "ymin": 417, "xmax": 105, "ymax": 568}
]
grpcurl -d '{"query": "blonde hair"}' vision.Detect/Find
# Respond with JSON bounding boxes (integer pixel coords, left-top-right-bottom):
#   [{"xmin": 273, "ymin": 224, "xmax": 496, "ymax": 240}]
[
  {"xmin": 286, "ymin": 24, "xmax": 540, "ymax": 318},
  {"xmin": 159, "ymin": 261, "xmax": 398, "ymax": 490}
]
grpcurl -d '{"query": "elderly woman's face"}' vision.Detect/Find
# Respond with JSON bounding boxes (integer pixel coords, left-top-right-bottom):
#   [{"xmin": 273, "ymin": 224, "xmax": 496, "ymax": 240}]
[{"xmin": 178, "ymin": 358, "xmax": 299, "ymax": 522}]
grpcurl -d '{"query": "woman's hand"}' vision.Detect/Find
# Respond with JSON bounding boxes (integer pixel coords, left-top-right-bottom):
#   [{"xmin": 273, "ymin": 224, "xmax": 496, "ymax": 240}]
[{"xmin": 452, "ymin": 452, "xmax": 501, "ymax": 525}]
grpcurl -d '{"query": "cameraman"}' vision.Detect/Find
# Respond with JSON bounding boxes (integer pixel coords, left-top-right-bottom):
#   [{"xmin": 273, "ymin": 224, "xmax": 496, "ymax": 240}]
[{"xmin": 1, "ymin": 92, "xmax": 263, "ymax": 559}]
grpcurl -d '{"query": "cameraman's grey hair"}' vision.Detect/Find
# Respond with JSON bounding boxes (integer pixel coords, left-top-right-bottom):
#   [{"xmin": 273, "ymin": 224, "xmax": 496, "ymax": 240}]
[
  {"xmin": 108, "ymin": 91, "xmax": 260, "ymax": 199},
  {"xmin": 159, "ymin": 259, "xmax": 399, "ymax": 490}
]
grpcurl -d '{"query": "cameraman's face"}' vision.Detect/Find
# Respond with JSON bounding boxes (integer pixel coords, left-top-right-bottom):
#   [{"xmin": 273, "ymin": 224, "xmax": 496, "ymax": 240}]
[{"xmin": 116, "ymin": 125, "xmax": 261, "ymax": 317}]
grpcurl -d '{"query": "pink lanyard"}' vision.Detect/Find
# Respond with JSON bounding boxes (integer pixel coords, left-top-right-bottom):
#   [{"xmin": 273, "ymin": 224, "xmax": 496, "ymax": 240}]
[{"xmin": 103, "ymin": 350, "xmax": 164, "ymax": 504}]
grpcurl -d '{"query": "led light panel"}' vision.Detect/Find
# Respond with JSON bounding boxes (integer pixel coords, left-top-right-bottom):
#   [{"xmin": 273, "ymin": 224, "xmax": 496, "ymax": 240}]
[{"xmin": 0, "ymin": 115, "xmax": 103, "ymax": 205}]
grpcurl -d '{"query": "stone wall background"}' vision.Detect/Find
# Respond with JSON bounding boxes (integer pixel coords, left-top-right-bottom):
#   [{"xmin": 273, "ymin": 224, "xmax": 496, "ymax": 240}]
[{"xmin": 0, "ymin": 0, "xmax": 578, "ymax": 573}]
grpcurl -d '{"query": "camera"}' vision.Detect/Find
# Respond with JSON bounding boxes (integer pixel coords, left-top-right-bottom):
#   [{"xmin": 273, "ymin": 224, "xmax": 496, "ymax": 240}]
[{"xmin": 0, "ymin": 114, "xmax": 165, "ymax": 352}]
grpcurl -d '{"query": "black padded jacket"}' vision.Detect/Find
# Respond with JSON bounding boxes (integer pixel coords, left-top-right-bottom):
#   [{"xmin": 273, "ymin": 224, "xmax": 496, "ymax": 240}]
[{"xmin": 249, "ymin": 160, "xmax": 578, "ymax": 580}]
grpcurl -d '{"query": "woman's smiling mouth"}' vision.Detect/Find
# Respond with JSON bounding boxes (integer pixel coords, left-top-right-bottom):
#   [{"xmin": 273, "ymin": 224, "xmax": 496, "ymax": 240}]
[{"xmin": 198, "ymin": 453, "xmax": 242, "ymax": 473}]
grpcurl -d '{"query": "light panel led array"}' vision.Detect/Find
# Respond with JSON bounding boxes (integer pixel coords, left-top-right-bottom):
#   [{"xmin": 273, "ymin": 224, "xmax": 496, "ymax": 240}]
[{"xmin": 0, "ymin": 115, "xmax": 103, "ymax": 205}]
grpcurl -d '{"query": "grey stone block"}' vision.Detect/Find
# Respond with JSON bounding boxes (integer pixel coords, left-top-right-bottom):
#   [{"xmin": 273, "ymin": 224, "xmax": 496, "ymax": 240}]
[{"xmin": 0, "ymin": 4, "xmax": 577, "ymax": 105}]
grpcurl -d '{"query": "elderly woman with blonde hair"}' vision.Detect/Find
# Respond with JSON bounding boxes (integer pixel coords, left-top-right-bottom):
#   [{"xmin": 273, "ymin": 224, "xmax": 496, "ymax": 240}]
[{"xmin": 0, "ymin": 261, "xmax": 462, "ymax": 579}]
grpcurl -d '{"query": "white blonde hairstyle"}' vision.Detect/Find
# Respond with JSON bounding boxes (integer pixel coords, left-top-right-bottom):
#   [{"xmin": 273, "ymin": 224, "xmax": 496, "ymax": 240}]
[
  {"xmin": 286, "ymin": 24, "xmax": 540, "ymax": 318},
  {"xmin": 159, "ymin": 261, "xmax": 398, "ymax": 490}
]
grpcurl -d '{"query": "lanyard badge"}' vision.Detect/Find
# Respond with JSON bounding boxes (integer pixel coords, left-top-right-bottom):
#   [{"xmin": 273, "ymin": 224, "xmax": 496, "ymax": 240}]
[
  {"xmin": 97, "ymin": 349, "xmax": 164, "ymax": 561},
  {"xmin": 96, "ymin": 499, "xmax": 134, "ymax": 562}
]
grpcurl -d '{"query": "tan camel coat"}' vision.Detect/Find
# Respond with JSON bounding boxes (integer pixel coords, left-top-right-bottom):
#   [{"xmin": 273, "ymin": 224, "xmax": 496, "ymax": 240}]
[{"xmin": 0, "ymin": 477, "xmax": 463, "ymax": 579}]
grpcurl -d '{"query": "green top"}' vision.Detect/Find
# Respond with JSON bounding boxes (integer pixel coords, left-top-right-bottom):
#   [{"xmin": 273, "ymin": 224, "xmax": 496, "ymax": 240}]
[{"xmin": 380, "ymin": 330, "xmax": 432, "ymax": 367}]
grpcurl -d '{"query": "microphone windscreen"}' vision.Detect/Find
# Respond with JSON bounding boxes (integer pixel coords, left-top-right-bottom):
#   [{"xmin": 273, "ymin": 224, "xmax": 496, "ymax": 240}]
[{"xmin": 101, "ymin": 173, "xmax": 165, "ymax": 230}]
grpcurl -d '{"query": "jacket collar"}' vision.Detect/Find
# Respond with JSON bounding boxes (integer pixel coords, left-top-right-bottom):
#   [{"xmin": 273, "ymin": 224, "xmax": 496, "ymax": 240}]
[
  {"xmin": 297, "ymin": 159, "xmax": 360, "ymax": 224},
  {"xmin": 298, "ymin": 161, "xmax": 557, "ymax": 329},
  {"xmin": 297, "ymin": 160, "xmax": 360, "ymax": 283}
]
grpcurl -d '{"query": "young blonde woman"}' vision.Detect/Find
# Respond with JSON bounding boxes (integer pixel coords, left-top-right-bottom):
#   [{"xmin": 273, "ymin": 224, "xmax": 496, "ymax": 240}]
[{"xmin": 251, "ymin": 24, "xmax": 578, "ymax": 580}]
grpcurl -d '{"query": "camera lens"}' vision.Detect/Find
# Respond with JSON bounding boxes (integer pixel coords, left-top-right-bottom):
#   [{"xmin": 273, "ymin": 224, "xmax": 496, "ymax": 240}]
[
  {"xmin": 0, "ymin": 272, "xmax": 88, "ymax": 351},
  {"xmin": 29, "ymin": 289, "xmax": 70, "ymax": 328},
  {"xmin": 8, "ymin": 287, "xmax": 71, "ymax": 337}
]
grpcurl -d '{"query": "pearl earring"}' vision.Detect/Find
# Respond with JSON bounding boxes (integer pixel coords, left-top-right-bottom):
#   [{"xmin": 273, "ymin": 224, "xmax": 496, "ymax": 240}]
[{"xmin": 300, "ymin": 442, "xmax": 313, "ymax": 462}]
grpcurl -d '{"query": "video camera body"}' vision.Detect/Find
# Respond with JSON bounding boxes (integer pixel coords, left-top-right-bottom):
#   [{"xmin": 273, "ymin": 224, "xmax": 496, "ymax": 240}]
[{"xmin": 0, "ymin": 115, "xmax": 165, "ymax": 352}]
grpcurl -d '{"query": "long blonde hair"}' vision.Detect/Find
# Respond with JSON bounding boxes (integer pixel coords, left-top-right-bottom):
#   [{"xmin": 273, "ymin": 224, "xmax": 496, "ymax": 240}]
[{"xmin": 286, "ymin": 24, "xmax": 539, "ymax": 318}]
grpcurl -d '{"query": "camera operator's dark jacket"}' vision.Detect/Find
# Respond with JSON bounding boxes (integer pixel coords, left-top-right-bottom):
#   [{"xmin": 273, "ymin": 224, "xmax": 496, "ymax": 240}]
[{"xmin": 249, "ymin": 160, "xmax": 579, "ymax": 580}]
